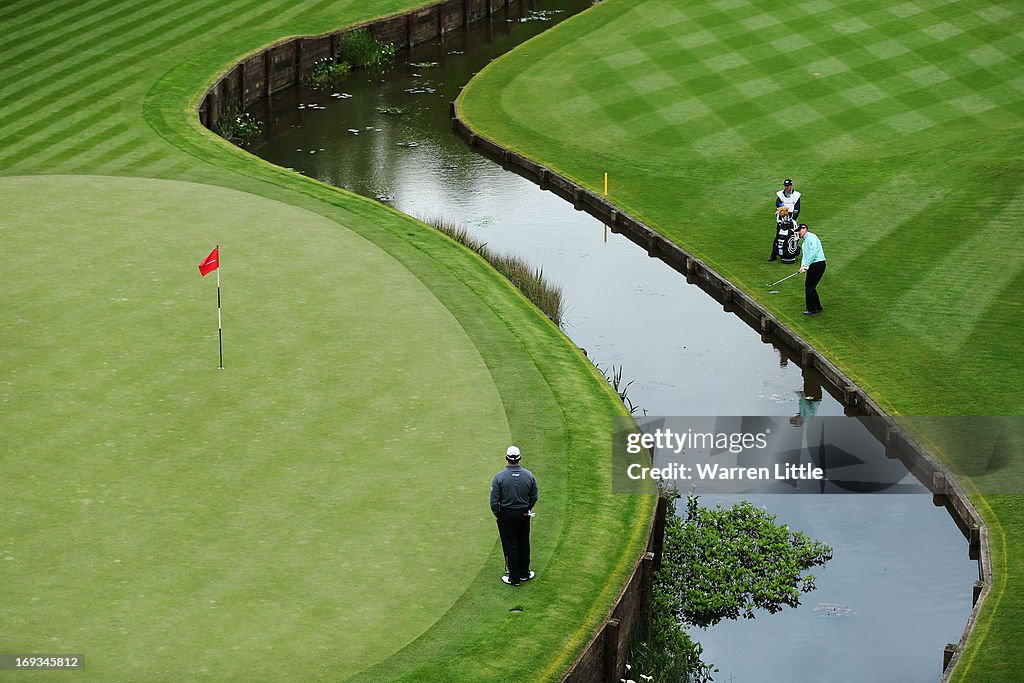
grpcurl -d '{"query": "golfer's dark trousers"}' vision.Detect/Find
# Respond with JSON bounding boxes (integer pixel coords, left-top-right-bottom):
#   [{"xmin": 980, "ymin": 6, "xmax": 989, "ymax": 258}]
[
  {"xmin": 496, "ymin": 508, "xmax": 531, "ymax": 583},
  {"xmin": 805, "ymin": 260, "xmax": 826, "ymax": 312}
]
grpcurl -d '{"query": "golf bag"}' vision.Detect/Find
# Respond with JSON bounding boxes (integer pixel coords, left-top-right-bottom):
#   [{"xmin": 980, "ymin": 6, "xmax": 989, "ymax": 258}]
[{"xmin": 771, "ymin": 217, "xmax": 800, "ymax": 263}]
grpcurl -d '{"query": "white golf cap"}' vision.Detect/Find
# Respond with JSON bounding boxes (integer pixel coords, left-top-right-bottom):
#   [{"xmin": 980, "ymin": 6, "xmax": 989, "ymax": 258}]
[{"xmin": 505, "ymin": 445, "xmax": 521, "ymax": 460}]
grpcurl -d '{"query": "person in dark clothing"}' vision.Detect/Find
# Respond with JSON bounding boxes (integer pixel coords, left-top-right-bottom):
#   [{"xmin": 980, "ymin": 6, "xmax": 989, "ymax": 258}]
[{"xmin": 490, "ymin": 445, "xmax": 538, "ymax": 586}]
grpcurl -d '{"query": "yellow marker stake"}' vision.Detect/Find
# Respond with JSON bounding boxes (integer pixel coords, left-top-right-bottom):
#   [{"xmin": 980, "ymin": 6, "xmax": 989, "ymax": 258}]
[{"xmin": 603, "ymin": 172, "xmax": 609, "ymax": 242}]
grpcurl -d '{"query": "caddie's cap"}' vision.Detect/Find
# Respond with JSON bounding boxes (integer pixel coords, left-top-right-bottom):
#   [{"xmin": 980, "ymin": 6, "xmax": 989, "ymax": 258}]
[
  {"xmin": 783, "ymin": 179, "xmax": 793, "ymax": 186},
  {"xmin": 505, "ymin": 445, "xmax": 522, "ymax": 461}
]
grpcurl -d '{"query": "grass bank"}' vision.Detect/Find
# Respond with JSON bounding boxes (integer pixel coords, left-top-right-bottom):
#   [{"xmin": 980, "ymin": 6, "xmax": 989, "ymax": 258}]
[
  {"xmin": 0, "ymin": 0, "xmax": 653, "ymax": 679},
  {"xmin": 457, "ymin": 0, "xmax": 1023, "ymax": 678}
]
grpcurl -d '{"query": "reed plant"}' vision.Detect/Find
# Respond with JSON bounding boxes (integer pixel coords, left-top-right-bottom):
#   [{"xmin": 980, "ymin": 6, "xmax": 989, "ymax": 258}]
[
  {"xmin": 426, "ymin": 217, "xmax": 564, "ymax": 328},
  {"xmin": 426, "ymin": 217, "xmax": 642, "ymax": 415},
  {"xmin": 596, "ymin": 363, "xmax": 642, "ymax": 415}
]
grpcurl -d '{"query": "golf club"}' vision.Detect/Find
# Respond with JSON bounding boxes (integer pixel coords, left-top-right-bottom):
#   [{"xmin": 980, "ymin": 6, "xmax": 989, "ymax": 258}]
[{"xmin": 766, "ymin": 271, "xmax": 801, "ymax": 288}]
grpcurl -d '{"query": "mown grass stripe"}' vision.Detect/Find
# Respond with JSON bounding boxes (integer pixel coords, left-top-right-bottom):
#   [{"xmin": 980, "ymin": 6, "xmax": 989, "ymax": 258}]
[
  {"xmin": 0, "ymin": 70, "xmax": 149, "ymax": 160},
  {"xmin": 2, "ymin": 0, "xmax": 153, "ymax": 46},
  {"xmin": 0, "ymin": 96, "xmax": 125, "ymax": 158},
  {"xmin": 108, "ymin": 153, "xmax": 194, "ymax": 180},
  {"xmin": 3, "ymin": 0, "xmax": 319, "ymax": 118},
  {"xmin": 0, "ymin": 0, "xmax": 346, "ymax": 169},
  {"xmin": 0, "ymin": 3, "xmax": 261, "ymax": 146},
  {"xmin": 23, "ymin": 120, "xmax": 134, "ymax": 171},
  {"xmin": 0, "ymin": 0, "xmax": 237, "ymax": 109},
  {"xmin": 0, "ymin": 0, "xmax": 88, "ymax": 24},
  {"xmin": 149, "ymin": 159, "xmax": 200, "ymax": 181},
  {"xmin": 101, "ymin": 148, "xmax": 184, "ymax": 178},
  {"xmin": 0, "ymin": 0, "xmax": 108, "ymax": 37},
  {"xmin": 0, "ymin": 0, "xmax": 185, "ymax": 85}
]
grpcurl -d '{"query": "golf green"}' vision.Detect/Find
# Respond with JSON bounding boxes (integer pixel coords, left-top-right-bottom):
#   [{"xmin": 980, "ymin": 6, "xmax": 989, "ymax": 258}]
[
  {"xmin": 0, "ymin": 0, "xmax": 655, "ymax": 679},
  {"xmin": 1, "ymin": 174, "xmax": 508, "ymax": 677}
]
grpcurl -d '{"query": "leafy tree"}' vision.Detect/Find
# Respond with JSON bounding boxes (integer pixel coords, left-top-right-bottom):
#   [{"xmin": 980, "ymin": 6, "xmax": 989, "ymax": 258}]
[
  {"xmin": 632, "ymin": 492, "xmax": 832, "ymax": 681},
  {"xmin": 659, "ymin": 493, "xmax": 832, "ymax": 628}
]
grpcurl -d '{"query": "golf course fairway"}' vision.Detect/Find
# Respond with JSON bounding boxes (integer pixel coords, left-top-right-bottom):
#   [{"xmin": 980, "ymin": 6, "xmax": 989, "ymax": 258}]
[
  {"xmin": 0, "ymin": 1, "xmax": 653, "ymax": 680},
  {"xmin": 457, "ymin": 0, "xmax": 1023, "ymax": 679}
]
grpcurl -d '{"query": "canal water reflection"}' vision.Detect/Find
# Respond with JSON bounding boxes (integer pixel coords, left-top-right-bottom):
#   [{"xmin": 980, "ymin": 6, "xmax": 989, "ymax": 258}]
[{"xmin": 251, "ymin": 2, "xmax": 976, "ymax": 680}]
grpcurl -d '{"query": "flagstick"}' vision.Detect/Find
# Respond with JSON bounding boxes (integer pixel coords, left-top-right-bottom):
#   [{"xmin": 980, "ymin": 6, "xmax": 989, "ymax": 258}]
[
  {"xmin": 216, "ymin": 247, "xmax": 223, "ymax": 370},
  {"xmin": 603, "ymin": 172, "xmax": 608, "ymax": 243}
]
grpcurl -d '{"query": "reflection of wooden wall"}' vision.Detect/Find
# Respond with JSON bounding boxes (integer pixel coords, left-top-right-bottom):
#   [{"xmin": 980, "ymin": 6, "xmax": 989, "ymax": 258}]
[{"xmin": 199, "ymin": 0, "xmax": 523, "ymax": 129}]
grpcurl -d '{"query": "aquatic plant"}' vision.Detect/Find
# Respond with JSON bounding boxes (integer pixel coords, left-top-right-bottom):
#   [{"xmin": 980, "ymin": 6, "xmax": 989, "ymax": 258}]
[
  {"xmin": 626, "ymin": 633, "xmax": 712, "ymax": 683},
  {"xmin": 595, "ymin": 363, "xmax": 643, "ymax": 415},
  {"xmin": 489, "ymin": 254, "xmax": 565, "ymax": 329},
  {"xmin": 426, "ymin": 217, "xmax": 564, "ymax": 328},
  {"xmin": 338, "ymin": 29, "xmax": 396, "ymax": 68},
  {"xmin": 214, "ymin": 106, "xmax": 262, "ymax": 146},
  {"xmin": 661, "ymin": 492, "xmax": 833, "ymax": 628},
  {"xmin": 627, "ymin": 490, "xmax": 832, "ymax": 681},
  {"xmin": 304, "ymin": 58, "xmax": 351, "ymax": 90},
  {"xmin": 301, "ymin": 31, "xmax": 394, "ymax": 92}
]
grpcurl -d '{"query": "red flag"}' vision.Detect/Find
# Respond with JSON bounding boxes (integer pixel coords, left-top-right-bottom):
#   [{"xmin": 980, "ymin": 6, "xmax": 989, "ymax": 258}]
[{"xmin": 198, "ymin": 247, "xmax": 219, "ymax": 276}]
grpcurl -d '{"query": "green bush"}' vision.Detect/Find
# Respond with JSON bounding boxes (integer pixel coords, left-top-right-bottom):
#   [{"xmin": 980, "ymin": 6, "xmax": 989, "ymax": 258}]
[
  {"xmin": 628, "ymin": 611, "xmax": 714, "ymax": 683},
  {"xmin": 214, "ymin": 107, "xmax": 262, "ymax": 146},
  {"xmin": 661, "ymin": 493, "xmax": 833, "ymax": 628},
  {"xmin": 338, "ymin": 28, "xmax": 396, "ymax": 68},
  {"xmin": 629, "ymin": 491, "xmax": 832, "ymax": 681},
  {"xmin": 303, "ymin": 58, "xmax": 351, "ymax": 90}
]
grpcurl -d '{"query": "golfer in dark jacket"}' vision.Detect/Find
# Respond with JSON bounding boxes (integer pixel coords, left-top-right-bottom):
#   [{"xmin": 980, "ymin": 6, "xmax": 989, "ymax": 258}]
[{"xmin": 490, "ymin": 445, "xmax": 538, "ymax": 586}]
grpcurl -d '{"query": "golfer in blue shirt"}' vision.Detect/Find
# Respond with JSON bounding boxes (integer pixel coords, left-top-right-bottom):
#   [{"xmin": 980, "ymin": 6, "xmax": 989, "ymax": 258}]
[{"xmin": 797, "ymin": 224, "xmax": 826, "ymax": 315}]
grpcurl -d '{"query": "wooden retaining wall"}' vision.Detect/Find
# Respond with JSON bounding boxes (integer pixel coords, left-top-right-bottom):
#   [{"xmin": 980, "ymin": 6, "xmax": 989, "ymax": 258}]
[
  {"xmin": 451, "ymin": 109, "xmax": 991, "ymax": 682},
  {"xmin": 563, "ymin": 496, "xmax": 668, "ymax": 683},
  {"xmin": 199, "ymin": 0, "xmax": 525, "ymax": 130}
]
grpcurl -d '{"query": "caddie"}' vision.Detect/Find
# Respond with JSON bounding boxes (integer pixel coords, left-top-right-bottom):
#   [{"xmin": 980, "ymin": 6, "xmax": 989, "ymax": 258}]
[{"xmin": 775, "ymin": 178, "xmax": 801, "ymax": 222}]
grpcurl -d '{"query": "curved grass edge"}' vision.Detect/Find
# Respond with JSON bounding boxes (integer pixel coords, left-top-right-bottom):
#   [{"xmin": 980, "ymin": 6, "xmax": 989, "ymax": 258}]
[{"xmin": 140, "ymin": 7, "xmax": 656, "ymax": 681}]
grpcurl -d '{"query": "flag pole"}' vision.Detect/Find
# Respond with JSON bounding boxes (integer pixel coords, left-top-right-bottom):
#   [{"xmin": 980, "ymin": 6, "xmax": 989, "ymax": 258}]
[
  {"xmin": 216, "ymin": 245, "xmax": 223, "ymax": 370},
  {"xmin": 198, "ymin": 245, "xmax": 223, "ymax": 369}
]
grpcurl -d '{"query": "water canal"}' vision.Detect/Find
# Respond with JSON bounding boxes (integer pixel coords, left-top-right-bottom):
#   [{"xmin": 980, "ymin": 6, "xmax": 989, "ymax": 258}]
[{"xmin": 250, "ymin": 2, "xmax": 976, "ymax": 680}]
